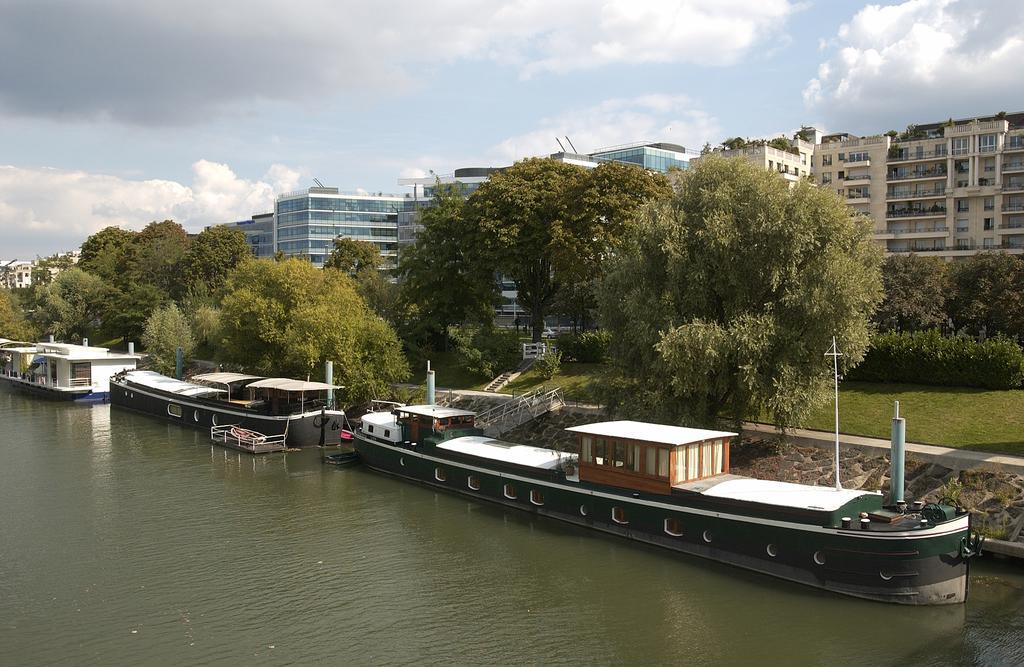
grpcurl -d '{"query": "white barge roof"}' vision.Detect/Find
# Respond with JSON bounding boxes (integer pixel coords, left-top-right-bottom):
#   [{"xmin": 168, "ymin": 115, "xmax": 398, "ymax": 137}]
[
  {"xmin": 397, "ymin": 405, "xmax": 476, "ymax": 419},
  {"xmin": 566, "ymin": 420, "xmax": 737, "ymax": 446},
  {"xmin": 125, "ymin": 370, "xmax": 225, "ymax": 397},
  {"xmin": 246, "ymin": 378, "xmax": 339, "ymax": 392},
  {"xmin": 438, "ymin": 436, "xmax": 574, "ymax": 469},
  {"xmin": 700, "ymin": 478, "xmax": 880, "ymax": 512},
  {"xmin": 191, "ymin": 372, "xmax": 264, "ymax": 384}
]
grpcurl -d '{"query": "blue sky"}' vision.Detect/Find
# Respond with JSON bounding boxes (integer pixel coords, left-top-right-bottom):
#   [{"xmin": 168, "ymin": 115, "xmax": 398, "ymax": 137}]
[{"xmin": 1, "ymin": 0, "xmax": 1022, "ymax": 257}]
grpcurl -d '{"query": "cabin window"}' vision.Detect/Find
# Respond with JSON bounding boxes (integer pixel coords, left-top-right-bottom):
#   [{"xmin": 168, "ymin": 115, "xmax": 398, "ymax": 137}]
[
  {"xmin": 435, "ymin": 468, "xmax": 446, "ymax": 482},
  {"xmin": 612, "ymin": 507, "xmax": 628, "ymax": 524},
  {"xmin": 645, "ymin": 447, "xmax": 657, "ymax": 475},
  {"xmin": 701, "ymin": 440, "xmax": 715, "ymax": 478},
  {"xmin": 581, "ymin": 437, "xmax": 592, "ymax": 463},
  {"xmin": 530, "ymin": 490, "xmax": 544, "ymax": 506},
  {"xmin": 631, "ymin": 445, "xmax": 641, "ymax": 472},
  {"xmin": 687, "ymin": 444, "xmax": 699, "ymax": 480},
  {"xmin": 167, "ymin": 403, "xmax": 182, "ymax": 418},
  {"xmin": 384, "ymin": 429, "xmax": 390, "ymax": 438},
  {"xmin": 367, "ymin": 425, "xmax": 374, "ymax": 433},
  {"xmin": 664, "ymin": 518, "xmax": 683, "ymax": 537},
  {"xmin": 657, "ymin": 449, "xmax": 670, "ymax": 478},
  {"xmin": 468, "ymin": 476, "xmax": 480, "ymax": 491},
  {"xmin": 594, "ymin": 440, "xmax": 606, "ymax": 465},
  {"xmin": 503, "ymin": 483, "xmax": 517, "ymax": 500},
  {"xmin": 612, "ymin": 442, "xmax": 626, "ymax": 467}
]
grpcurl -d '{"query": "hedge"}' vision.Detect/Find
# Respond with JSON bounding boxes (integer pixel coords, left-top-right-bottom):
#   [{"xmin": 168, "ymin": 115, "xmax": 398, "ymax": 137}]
[
  {"xmin": 847, "ymin": 330, "xmax": 1024, "ymax": 389},
  {"xmin": 554, "ymin": 330, "xmax": 611, "ymax": 363}
]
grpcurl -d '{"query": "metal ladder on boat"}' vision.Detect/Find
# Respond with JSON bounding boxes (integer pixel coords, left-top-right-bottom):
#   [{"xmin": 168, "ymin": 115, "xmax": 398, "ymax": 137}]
[{"xmin": 474, "ymin": 387, "xmax": 565, "ymax": 437}]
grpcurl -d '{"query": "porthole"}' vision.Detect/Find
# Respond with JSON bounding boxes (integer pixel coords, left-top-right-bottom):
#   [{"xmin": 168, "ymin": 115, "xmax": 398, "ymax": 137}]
[
  {"xmin": 664, "ymin": 518, "xmax": 683, "ymax": 537},
  {"xmin": 503, "ymin": 483, "xmax": 517, "ymax": 500},
  {"xmin": 612, "ymin": 506, "xmax": 628, "ymax": 525},
  {"xmin": 434, "ymin": 467, "xmax": 446, "ymax": 482},
  {"xmin": 813, "ymin": 550, "xmax": 826, "ymax": 566},
  {"xmin": 530, "ymin": 489, "xmax": 544, "ymax": 506},
  {"xmin": 467, "ymin": 476, "xmax": 480, "ymax": 491},
  {"xmin": 194, "ymin": 410, "xmax": 200, "ymax": 423},
  {"xmin": 703, "ymin": 530, "xmax": 712, "ymax": 543},
  {"xmin": 167, "ymin": 403, "xmax": 182, "ymax": 418},
  {"xmin": 880, "ymin": 570, "xmax": 893, "ymax": 581},
  {"xmin": 399, "ymin": 457, "xmax": 406, "ymax": 466},
  {"xmin": 766, "ymin": 544, "xmax": 777, "ymax": 558},
  {"xmin": 579, "ymin": 505, "xmax": 588, "ymax": 517},
  {"xmin": 212, "ymin": 413, "xmax": 218, "ymax": 426}
]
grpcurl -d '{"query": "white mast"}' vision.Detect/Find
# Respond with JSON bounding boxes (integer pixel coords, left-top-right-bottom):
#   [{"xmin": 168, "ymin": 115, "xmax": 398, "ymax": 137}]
[{"xmin": 826, "ymin": 336, "xmax": 842, "ymax": 490}]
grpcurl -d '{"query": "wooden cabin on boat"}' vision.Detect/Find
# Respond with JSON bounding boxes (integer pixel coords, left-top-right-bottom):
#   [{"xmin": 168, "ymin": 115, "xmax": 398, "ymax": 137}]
[{"xmin": 566, "ymin": 421, "xmax": 736, "ymax": 495}]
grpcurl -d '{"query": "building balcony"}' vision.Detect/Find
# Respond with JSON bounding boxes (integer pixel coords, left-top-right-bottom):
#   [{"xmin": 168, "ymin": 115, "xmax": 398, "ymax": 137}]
[
  {"xmin": 1002, "ymin": 183, "xmax": 1024, "ymax": 193},
  {"xmin": 996, "ymin": 224, "xmax": 1024, "ymax": 235},
  {"xmin": 1005, "ymin": 140, "xmax": 1024, "ymax": 152},
  {"xmin": 886, "ymin": 208, "xmax": 947, "ymax": 219},
  {"xmin": 887, "ymin": 149, "xmax": 947, "ymax": 162},
  {"xmin": 844, "ymin": 157, "xmax": 871, "ymax": 168},
  {"xmin": 882, "ymin": 228, "xmax": 950, "ymax": 240},
  {"xmin": 1003, "ymin": 161, "xmax": 1024, "ymax": 173},
  {"xmin": 1003, "ymin": 203, "xmax": 1024, "ymax": 212},
  {"xmin": 846, "ymin": 196, "xmax": 871, "ymax": 205},
  {"xmin": 887, "ymin": 170, "xmax": 948, "ymax": 181},
  {"xmin": 886, "ymin": 188, "xmax": 946, "ymax": 200},
  {"xmin": 844, "ymin": 173, "xmax": 871, "ymax": 182}
]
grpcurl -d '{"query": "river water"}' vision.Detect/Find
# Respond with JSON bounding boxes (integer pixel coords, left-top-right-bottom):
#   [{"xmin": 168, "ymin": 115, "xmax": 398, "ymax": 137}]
[{"xmin": 1, "ymin": 389, "xmax": 1023, "ymax": 666}]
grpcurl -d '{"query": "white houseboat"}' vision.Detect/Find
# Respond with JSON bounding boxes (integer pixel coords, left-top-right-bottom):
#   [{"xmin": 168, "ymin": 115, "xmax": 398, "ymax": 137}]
[{"xmin": 0, "ymin": 340, "xmax": 140, "ymax": 402}]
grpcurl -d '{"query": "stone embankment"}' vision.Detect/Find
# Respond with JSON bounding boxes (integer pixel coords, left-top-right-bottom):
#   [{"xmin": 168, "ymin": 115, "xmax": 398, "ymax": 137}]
[{"xmin": 436, "ymin": 390, "xmax": 1024, "ymax": 544}]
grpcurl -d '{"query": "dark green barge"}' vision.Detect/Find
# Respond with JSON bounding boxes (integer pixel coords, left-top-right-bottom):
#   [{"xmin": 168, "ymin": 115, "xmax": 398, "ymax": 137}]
[{"xmin": 354, "ymin": 404, "xmax": 981, "ymax": 605}]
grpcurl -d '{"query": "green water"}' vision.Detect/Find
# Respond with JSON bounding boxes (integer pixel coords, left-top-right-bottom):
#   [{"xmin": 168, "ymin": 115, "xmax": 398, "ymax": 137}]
[{"xmin": 1, "ymin": 389, "xmax": 1023, "ymax": 666}]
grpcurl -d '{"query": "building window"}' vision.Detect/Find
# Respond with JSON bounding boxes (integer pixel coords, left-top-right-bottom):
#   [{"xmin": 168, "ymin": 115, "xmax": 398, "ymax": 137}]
[
  {"xmin": 664, "ymin": 518, "xmax": 683, "ymax": 536},
  {"xmin": 503, "ymin": 483, "xmax": 516, "ymax": 500},
  {"xmin": 468, "ymin": 475, "xmax": 480, "ymax": 491},
  {"xmin": 984, "ymin": 218, "xmax": 994, "ymax": 230},
  {"xmin": 984, "ymin": 238, "xmax": 995, "ymax": 248},
  {"xmin": 952, "ymin": 137, "xmax": 969, "ymax": 155},
  {"xmin": 979, "ymin": 134, "xmax": 996, "ymax": 152},
  {"xmin": 530, "ymin": 489, "xmax": 544, "ymax": 506},
  {"xmin": 956, "ymin": 199, "xmax": 969, "ymax": 213},
  {"xmin": 821, "ymin": 173, "xmax": 832, "ymax": 185},
  {"xmin": 984, "ymin": 197, "xmax": 994, "ymax": 211},
  {"xmin": 821, "ymin": 155, "xmax": 833, "ymax": 167},
  {"xmin": 167, "ymin": 403, "xmax": 182, "ymax": 418},
  {"xmin": 435, "ymin": 467, "xmax": 446, "ymax": 482},
  {"xmin": 612, "ymin": 507, "xmax": 628, "ymax": 525}
]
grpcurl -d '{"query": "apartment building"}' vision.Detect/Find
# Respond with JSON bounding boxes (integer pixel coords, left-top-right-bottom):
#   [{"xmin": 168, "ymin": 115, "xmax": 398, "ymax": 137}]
[
  {"xmin": 0, "ymin": 260, "xmax": 32, "ymax": 289},
  {"xmin": 698, "ymin": 137, "xmax": 817, "ymax": 184},
  {"xmin": 814, "ymin": 113, "xmax": 1024, "ymax": 258}
]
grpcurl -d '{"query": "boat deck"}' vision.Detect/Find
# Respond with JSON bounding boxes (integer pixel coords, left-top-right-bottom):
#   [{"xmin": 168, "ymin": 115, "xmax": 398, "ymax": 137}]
[{"xmin": 675, "ymin": 475, "xmax": 880, "ymax": 512}]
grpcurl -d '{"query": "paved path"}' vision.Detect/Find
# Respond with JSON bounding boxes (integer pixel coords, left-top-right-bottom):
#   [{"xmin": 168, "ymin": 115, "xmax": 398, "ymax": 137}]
[{"xmin": 743, "ymin": 422, "xmax": 1024, "ymax": 475}]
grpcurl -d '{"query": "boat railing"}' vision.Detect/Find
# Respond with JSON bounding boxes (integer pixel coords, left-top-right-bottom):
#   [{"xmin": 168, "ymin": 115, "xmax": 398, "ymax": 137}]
[{"xmin": 210, "ymin": 424, "xmax": 288, "ymax": 454}]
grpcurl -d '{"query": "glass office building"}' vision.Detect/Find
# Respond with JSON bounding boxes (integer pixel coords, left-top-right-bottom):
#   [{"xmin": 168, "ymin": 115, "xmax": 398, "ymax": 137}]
[{"xmin": 589, "ymin": 142, "xmax": 693, "ymax": 172}]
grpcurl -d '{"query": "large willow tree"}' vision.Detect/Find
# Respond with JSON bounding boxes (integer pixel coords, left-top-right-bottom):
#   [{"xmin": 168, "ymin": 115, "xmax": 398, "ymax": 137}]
[{"xmin": 598, "ymin": 155, "xmax": 883, "ymax": 429}]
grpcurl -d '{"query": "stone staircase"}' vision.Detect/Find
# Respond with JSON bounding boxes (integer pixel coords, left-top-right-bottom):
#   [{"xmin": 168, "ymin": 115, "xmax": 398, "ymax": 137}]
[
  {"xmin": 475, "ymin": 387, "xmax": 565, "ymax": 437},
  {"xmin": 483, "ymin": 357, "xmax": 536, "ymax": 393}
]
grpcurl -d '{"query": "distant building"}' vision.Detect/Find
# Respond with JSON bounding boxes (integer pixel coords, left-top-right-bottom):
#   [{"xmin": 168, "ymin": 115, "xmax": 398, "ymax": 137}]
[
  {"xmin": 0, "ymin": 260, "xmax": 32, "ymax": 289},
  {"xmin": 695, "ymin": 136, "xmax": 817, "ymax": 185},
  {"xmin": 229, "ymin": 212, "xmax": 275, "ymax": 259}
]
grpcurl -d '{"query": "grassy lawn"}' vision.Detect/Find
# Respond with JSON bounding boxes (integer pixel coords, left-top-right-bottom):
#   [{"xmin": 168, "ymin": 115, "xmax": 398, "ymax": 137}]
[
  {"xmin": 415, "ymin": 351, "xmax": 489, "ymax": 391},
  {"xmin": 800, "ymin": 381, "xmax": 1024, "ymax": 455},
  {"xmin": 505, "ymin": 362, "xmax": 605, "ymax": 402}
]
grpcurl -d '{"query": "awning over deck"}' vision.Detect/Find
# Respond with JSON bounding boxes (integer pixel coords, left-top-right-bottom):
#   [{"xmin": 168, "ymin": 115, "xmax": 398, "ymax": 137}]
[
  {"xmin": 191, "ymin": 372, "xmax": 265, "ymax": 384},
  {"xmin": 246, "ymin": 378, "xmax": 339, "ymax": 392}
]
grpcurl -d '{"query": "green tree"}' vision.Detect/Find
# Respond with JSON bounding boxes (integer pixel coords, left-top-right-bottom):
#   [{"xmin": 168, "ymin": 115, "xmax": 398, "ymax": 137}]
[
  {"xmin": 128, "ymin": 220, "xmax": 191, "ymax": 298},
  {"xmin": 32, "ymin": 268, "xmax": 110, "ymax": 342},
  {"xmin": 0, "ymin": 290, "xmax": 34, "ymax": 340},
  {"xmin": 324, "ymin": 237, "xmax": 383, "ymax": 274},
  {"xmin": 721, "ymin": 137, "xmax": 748, "ymax": 150},
  {"xmin": 398, "ymin": 184, "xmax": 498, "ymax": 347},
  {"xmin": 79, "ymin": 226, "xmax": 137, "ymax": 283},
  {"xmin": 102, "ymin": 283, "xmax": 169, "ymax": 345},
  {"xmin": 141, "ymin": 304, "xmax": 196, "ymax": 375},
  {"xmin": 181, "ymin": 225, "xmax": 252, "ymax": 294},
  {"xmin": 875, "ymin": 255, "xmax": 948, "ymax": 332},
  {"xmin": 219, "ymin": 258, "xmax": 408, "ymax": 403},
  {"xmin": 946, "ymin": 253, "xmax": 1024, "ymax": 338},
  {"xmin": 597, "ymin": 155, "xmax": 883, "ymax": 428}
]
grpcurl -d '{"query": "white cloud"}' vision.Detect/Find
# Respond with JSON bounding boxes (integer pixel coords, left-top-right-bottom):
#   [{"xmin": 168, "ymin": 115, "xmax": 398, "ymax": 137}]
[
  {"xmin": 0, "ymin": 0, "xmax": 797, "ymax": 125},
  {"xmin": 491, "ymin": 95, "xmax": 720, "ymax": 161},
  {"xmin": 805, "ymin": 0, "xmax": 1024, "ymax": 130},
  {"xmin": 0, "ymin": 161, "xmax": 302, "ymax": 257}
]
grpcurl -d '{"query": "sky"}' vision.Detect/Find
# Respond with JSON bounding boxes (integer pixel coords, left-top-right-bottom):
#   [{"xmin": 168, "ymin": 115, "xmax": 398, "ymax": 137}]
[{"xmin": 1, "ymin": 0, "xmax": 1023, "ymax": 257}]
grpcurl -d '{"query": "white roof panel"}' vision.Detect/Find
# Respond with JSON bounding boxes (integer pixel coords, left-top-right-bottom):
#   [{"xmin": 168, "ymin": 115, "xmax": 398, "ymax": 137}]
[
  {"xmin": 701, "ymin": 478, "xmax": 880, "ymax": 512},
  {"xmin": 398, "ymin": 405, "xmax": 476, "ymax": 419},
  {"xmin": 438, "ymin": 435, "xmax": 575, "ymax": 470},
  {"xmin": 566, "ymin": 420, "xmax": 737, "ymax": 446},
  {"xmin": 192, "ymin": 372, "xmax": 265, "ymax": 384},
  {"xmin": 125, "ymin": 370, "xmax": 226, "ymax": 397},
  {"xmin": 247, "ymin": 378, "xmax": 339, "ymax": 392}
]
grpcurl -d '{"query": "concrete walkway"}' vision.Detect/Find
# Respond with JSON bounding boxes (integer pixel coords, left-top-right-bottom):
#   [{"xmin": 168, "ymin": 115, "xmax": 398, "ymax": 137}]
[{"xmin": 743, "ymin": 422, "xmax": 1024, "ymax": 475}]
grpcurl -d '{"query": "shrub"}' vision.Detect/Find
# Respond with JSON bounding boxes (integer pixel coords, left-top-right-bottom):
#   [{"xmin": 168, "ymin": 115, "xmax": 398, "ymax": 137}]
[
  {"xmin": 846, "ymin": 330, "xmax": 1024, "ymax": 389},
  {"xmin": 555, "ymin": 330, "xmax": 611, "ymax": 363},
  {"xmin": 536, "ymin": 349, "xmax": 562, "ymax": 380},
  {"xmin": 447, "ymin": 325, "xmax": 520, "ymax": 379}
]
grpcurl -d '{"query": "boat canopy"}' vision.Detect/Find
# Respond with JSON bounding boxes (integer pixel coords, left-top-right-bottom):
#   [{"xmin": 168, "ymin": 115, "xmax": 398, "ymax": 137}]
[
  {"xmin": 125, "ymin": 370, "xmax": 226, "ymax": 397},
  {"xmin": 700, "ymin": 478, "xmax": 880, "ymax": 512},
  {"xmin": 566, "ymin": 420, "xmax": 736, "ymax": 446},
  {"xmin": 191, "ymin": 372, "xmax": 264, "ymax": 384},
  {"xmin": 396, "ymin": 405, "xmax": 476, "ymax": 419},
  {"xmin": 437, "ymin": 435, "xmax": 574, "ymax": 470},
  {"xmin": 246, "ymin": 378, "xmax": 339, "ymax": 392}
]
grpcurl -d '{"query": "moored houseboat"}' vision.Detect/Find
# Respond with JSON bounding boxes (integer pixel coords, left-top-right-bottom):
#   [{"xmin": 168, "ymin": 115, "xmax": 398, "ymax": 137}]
[
  {"xmin": 110, "ymin": 370, "xmax": 347, "ymax": 448},
  {"xmin": 353, "ymin": 404, "xmax": 981, "ymax": 605},
  {"xmin": 0, "ymin": 340, "xmax": 140, "ymax": 402}
]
